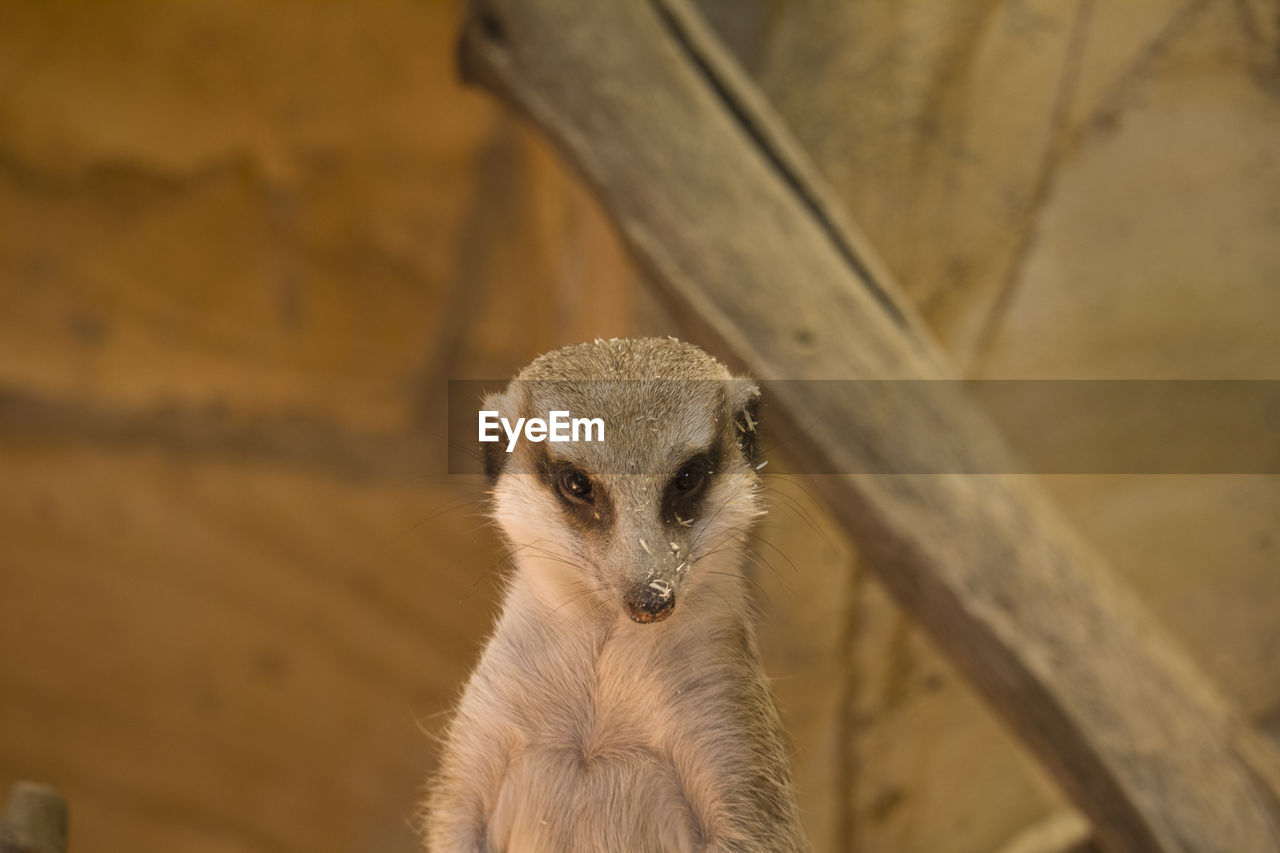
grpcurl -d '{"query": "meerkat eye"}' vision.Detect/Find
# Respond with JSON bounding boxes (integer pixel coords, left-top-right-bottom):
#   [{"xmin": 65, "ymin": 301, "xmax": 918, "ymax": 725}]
[
  {"xmin": 556, "ymin": 468, "xmax": 594, "ymax": 502},
  {"xmin": 672, "ymin": 457, "xmax": 710, "ymax": 494}
]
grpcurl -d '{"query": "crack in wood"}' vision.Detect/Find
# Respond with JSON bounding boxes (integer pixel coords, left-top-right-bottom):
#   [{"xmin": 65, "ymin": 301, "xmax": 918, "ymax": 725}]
[{"xmin": 647, "ymin": 0, "xmax": 912, "ymax": 336}]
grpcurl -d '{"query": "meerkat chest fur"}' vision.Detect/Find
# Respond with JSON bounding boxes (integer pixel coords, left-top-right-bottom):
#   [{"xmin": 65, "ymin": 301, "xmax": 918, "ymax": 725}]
[
  {"xmin": 480, "ymin": 560, "xmax": 755, "ymax": 752},
  {"xmin": 425, "ymin": 338, "xmax": 808, "ymax": 853}
]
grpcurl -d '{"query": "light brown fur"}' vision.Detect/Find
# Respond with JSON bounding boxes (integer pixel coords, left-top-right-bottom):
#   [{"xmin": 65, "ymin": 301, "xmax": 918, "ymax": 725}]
[{"xmin": 423, "ymin": 338, "xmax": 808, "ymax": 853}]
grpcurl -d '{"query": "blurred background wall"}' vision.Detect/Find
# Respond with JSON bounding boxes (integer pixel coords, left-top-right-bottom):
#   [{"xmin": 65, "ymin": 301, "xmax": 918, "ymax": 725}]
[{"xmin": 0, "ymin": 1, "xmax": 1276, "ymax": 851}]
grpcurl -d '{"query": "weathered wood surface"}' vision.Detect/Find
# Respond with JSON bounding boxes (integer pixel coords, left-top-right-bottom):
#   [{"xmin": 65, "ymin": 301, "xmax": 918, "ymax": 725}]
[
  {"xmin": 0, "ymin": 782, "xmax": 68, "ymax": 853},
  {"xmin": 457, "ymin": 1, "xmax": 1280, "ymax": 850}
]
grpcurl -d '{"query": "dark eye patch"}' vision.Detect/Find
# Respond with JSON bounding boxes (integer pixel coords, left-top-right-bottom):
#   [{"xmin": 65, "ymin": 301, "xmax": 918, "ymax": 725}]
[
  {"xmin": 541, "ymin": 452, "xmax": 612, "ymax": 530},
  {"xmin": 662, "ymin": 453, "xmax": 715, "ymax": 526}
]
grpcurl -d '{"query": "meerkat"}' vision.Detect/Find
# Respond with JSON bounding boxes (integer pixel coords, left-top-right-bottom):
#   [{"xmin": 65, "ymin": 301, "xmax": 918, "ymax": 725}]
[{"xmin": 423, "ymin": 338, "xmax": 809, "ymax": 853}]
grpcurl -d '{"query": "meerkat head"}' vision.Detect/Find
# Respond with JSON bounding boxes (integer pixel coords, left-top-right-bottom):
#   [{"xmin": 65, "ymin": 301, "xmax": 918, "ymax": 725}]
[{"xmin": 480, "ymin": 338, "xmax": 763, "ymax": 625}]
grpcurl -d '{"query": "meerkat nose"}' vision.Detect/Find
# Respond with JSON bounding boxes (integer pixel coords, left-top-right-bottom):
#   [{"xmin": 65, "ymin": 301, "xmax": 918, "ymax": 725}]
[{"xmin": 624, "ymin": 579, "xmax": 676, "ymax": 624}]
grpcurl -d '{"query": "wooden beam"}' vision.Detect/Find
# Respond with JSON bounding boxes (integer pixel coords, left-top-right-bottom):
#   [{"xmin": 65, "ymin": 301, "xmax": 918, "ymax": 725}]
[{"xmin": 455, "ymin": 1, "xmax": 1280, "ymax": 850}]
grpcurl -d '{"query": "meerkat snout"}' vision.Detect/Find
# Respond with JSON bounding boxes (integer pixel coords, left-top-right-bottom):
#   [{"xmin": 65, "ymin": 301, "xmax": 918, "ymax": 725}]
[{"xmin": 624, "ymin": 577, "xmax": 675, "ymax": 623}]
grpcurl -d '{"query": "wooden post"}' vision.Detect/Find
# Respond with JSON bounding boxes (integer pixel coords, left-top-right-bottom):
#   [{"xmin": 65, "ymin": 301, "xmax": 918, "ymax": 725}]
[
  {"xmin": 455, "ymin": 1, "xmax": 1280, "ymax": 850},
  {"xmin": 0, "ymin": 783, "xmax": 68, "ymax": 853}
]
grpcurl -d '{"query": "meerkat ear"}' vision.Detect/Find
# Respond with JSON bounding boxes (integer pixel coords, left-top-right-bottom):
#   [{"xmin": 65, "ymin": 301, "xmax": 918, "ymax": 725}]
[
  {"xmin": 480, "ymin": 388, "xmax": 513, "ymax": 484},
  {"xmin": 728, "ymin": 380, "xmax": 762, "ymax": 464}
]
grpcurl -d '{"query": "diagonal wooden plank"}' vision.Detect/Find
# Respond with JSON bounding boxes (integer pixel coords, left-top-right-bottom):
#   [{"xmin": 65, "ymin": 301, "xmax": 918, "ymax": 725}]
[{"xmin": 455, "ymin": 1, "xmax": 1280, "ymax": 850}]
